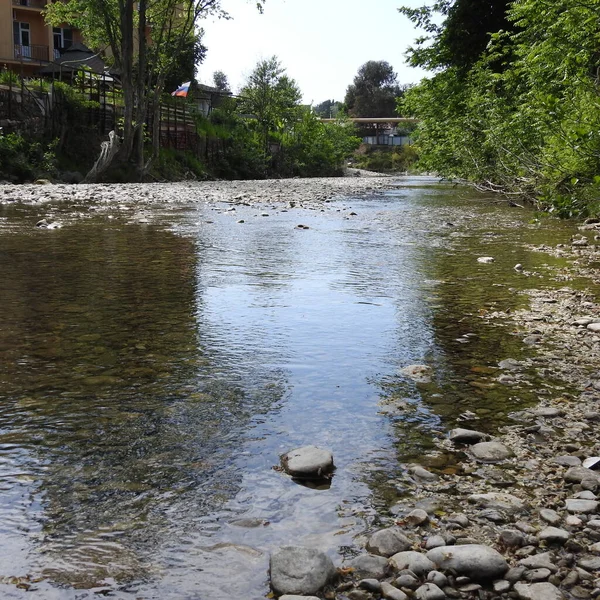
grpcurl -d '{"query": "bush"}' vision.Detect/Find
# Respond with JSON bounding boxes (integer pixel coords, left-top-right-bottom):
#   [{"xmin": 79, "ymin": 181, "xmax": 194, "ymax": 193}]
[
  {"xmin": 0, "ymin": 130, "xmax": 57, "ymax": 182},
  {"xmin": 352, "ymin": 145, "xmax": 418, "ymax": 173}
]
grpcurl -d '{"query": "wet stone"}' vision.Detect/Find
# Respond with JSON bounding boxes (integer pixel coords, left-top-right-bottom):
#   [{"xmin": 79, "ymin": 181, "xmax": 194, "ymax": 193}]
[
  {"xmin": 409, "ymin": 465, "xmax": 438, "ymax": 482},
  {"xmin": 270, "ymin": 546, "xmax": 337, "ymax": 595},
  {"xmin": 449, "ymin": 428, "xmax": 487, "ymax": 444},
  {"xmin": 280, "ymin": 446, "xmax": 334, "ymax": 479}
]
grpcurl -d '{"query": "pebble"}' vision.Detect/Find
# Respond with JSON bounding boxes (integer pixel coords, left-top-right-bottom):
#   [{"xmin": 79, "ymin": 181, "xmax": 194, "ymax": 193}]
[
  {"xmin": 538, "ymin": 527, "xmax": 571, "ymax": 544},
  {"xmin": 406, "ymin": 509, "xmax": 429, "ymax": 526},
  {"xmin": 493, "ymin": 579, "xmax": 511, "ymax": 593},
  {"xmin": 519, "ymin": 552, "xmax": 559, "ymax": 573},
  {"xmin": 448, "ymin": 428, "xmax": 487, "ymax": 444},
  {"xmin": 426, "ymin": 544, "xmax": 508, "ymax": 579},
  {"xmin": 477, "ymin": 256, "xmax": 495, "ymax": 263},
  {"xmin": 414, "ymin": 583, "xmax": 446, "ymax": 599},
  {"xmin": 380, "ymin": 582, "xmax": 408, "ymax": 600},
  {"xmin": 540, "ymin": 508, "xmax": 563, "ymax": 525},
  {"xmin": 566, "ymin": 499, "xmax": 599, "ymax": 513},
  {"xmin": 348, "ymin": 554, "xmax": 390, "ymax": 579}
]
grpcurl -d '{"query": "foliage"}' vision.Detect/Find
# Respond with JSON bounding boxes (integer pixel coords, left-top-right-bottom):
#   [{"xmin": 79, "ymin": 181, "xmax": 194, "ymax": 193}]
[
  {"xmin": 163, "ymin": 32, "xmax": 208, "ymax": 93},
  {"xmin": 399, "ymin": 0, "xmax": 600, "ymax": 217},
  {"xmin": 352, "ymin": 145, "xmax": 418, "ymax": 173},
  {"xmin": 212, "ymin": 70, "xmax": 231, "ymax": 92},
  {"xmin": 313, "ymin": 99, "xmax": 344, "ymax": 118},
  {"xmin": 0, "ymin": 130, "xmax": 57, "ymax": 182},
  {"xmin": 344, "ymin": 61, "xmax": 404, "ymax": 117},
  {"xmin": 0, "ymin": 68, "xmax": 19, "ymax": 86}
]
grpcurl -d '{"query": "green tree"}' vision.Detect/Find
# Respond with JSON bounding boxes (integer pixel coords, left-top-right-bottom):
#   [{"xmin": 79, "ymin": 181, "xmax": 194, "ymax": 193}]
[
  {"xmin": 238, "ymin": 56, "xmax": 302, "ymax": 160},
  {"xmin": 212, "ymin": 70, "xmax": 231, "ymax": 92},
  {"xmin": 344, "ymin": 60, "xmax": 403, "ymax": 117},
  {"xmin": 313, "ymin": 99, "xmax": 343, "ymax": 118}
]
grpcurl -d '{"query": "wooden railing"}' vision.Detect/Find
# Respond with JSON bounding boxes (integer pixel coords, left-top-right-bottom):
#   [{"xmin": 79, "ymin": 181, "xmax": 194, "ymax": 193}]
[{"xmin": 13, "ymin": 44, "xmax": 49, "ymax": 61}]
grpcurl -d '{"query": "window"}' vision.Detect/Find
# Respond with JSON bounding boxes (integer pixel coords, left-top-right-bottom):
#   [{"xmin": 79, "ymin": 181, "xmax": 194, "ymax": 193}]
[
  {"xmin": 13, "ymin": 21, "xmax": 30, "ymax": 57},
  {"xmin": 53, "ymin": 27, "xmax": 73, "ymax": 52}
]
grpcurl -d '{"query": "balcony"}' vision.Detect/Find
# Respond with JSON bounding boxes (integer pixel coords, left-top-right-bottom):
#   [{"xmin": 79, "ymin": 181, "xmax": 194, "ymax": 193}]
[
  {"xmin": 14, "ymin": 44, "xmax": 49, "ymax": 62},
  {"xmin": 12, "ymin": 0, "xmax": 47, "ymax": 8}
]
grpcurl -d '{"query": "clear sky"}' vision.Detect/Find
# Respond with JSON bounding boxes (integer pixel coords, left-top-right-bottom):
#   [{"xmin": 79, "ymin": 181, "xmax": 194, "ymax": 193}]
[{"xmin": 196, "ymin": 0, "xmax": 428, "ymax": 104}]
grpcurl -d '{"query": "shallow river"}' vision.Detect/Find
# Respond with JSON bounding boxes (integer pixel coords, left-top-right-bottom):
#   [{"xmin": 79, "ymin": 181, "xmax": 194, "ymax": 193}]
[{"xmin": 0, "ymin": 177, "xmax": 581, "ymax": 598}]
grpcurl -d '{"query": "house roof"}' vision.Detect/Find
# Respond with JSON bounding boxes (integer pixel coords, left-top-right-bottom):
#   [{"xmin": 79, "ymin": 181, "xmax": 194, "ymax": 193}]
[{"xmin": 40, "ymin": 43, "xmax": 118, "ymax": 77}]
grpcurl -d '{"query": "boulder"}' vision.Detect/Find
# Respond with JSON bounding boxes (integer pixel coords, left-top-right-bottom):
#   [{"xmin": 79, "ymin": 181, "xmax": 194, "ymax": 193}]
[
  {"xmin": 280, "ymin": 446, "xmax": 333, "ymax": 479},
  {"xmin": 366, "ymin": 528, "xmax": 412, "ymax": 557},
  {"xmin": 470, "ymin": 441, "xmax": 513, "ymax": 462},
  {"xmin": 426, "ymin": 544, "xmax": 508, "ymax": 580},
  {"xmin": 270, "ymin": 546, "xmax": 336, "ymax": 595}
]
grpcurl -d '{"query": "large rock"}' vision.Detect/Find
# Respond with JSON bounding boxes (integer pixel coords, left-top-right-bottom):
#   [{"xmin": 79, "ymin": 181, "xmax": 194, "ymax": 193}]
[
  {"xmin": 348, "ymin": 554, "xmax": 390, "ymax": 579},
  {"xmin": 367, "ymin": 528, "xmax": 412, "ymax": 557},
  {"xmin": 280, "ymin": 446, "xmax": 334, "ymax": 479},
  {"xmin": 426, "ymin": 544, "xmax": 508, "ymax": 580},
  {"xmin": 513, "ymin": 582, "xmax": 565, "ymax": 599},
  {"xmin": 467, "ymin": 492, "xmax": 526, "ymax": 515},
  {"xmin": 470, "ymin": 441, "xmax": 513, "ymax": 462},
  {"xmin": 449, "ymin": 428, "xmax": 488, "ymax": 444},
  {"xmin": 389, "ymin": 551, "xmax": 435, "ymax": 576},
  {"xmin": 270, "ymin": 546, "xmax": 336, "ymax": 595},
  {"xmin": 565, "ymin": 498, "xmax": 599, "ymax": 513}
]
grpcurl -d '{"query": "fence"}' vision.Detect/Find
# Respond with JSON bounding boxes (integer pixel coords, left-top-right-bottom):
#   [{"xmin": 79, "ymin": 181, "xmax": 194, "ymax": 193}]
[{"xmin": 0, "ymin": 72, "xmax": 225, "ymax": 162}]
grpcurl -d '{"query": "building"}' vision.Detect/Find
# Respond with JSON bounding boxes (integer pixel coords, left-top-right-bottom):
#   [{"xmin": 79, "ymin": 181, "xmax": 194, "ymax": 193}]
[
  {"xmin": 0, "ymin": 0, "xmax": 81, "ymax": 76},
  {"xmin": 319, "ymin": 117, "xmax": 418, "ymax": 146}
]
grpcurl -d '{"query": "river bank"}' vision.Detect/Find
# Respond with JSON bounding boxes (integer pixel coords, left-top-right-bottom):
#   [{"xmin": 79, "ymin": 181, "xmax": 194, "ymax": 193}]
[{"xmin": 1, "ymin": 178, "xmax": 599, "ymax": 599}]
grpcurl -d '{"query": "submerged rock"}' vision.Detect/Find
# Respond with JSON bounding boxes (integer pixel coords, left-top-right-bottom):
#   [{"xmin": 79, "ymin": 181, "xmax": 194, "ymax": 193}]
[
  {"xmin": 401, "ymin": 364, "xmax": 432, "ymax": 383},
  {"xmin": 449, "ymin": 428, "xmax": 488, "ymax": 444},
  {"xmin": 270, "ymin": 546, "xmax": 336, "ymax": 595},
  {"xmin": 280, "ymin": 445, "xmax": 334, "ymax": 479}
]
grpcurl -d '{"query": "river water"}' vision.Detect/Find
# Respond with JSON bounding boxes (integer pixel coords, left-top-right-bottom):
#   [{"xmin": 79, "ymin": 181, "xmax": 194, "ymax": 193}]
[{"xmin": 0, "ymin": 177, "xmax": 580, "ymax": 598}]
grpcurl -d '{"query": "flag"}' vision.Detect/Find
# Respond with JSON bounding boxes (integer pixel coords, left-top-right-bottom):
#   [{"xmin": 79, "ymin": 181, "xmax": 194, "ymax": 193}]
[{"xmin": 171, "ymin": 81, "xmax": 191, "ymax": 97}]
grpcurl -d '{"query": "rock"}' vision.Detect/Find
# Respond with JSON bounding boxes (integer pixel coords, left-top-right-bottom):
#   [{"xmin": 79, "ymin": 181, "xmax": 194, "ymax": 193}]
[
  {"xmin": 518, "ymin": 552, "xmax": 558, "ymax": 573},
  {"xmin": 513, "ymin": 582, "xmax": 565, "ymax": 599},
  {"xmin": 380, "ymin": 582, "xmax": 408, "ymax": 600},
  {"xmin": 426, "ymin": 544, "xmax": 508, "ymax": 580},
  {"xmin": 270, "ymin": 546, "xmax": 336, "ymax": 595},
  {"xmin": 415, "ymin": 497, "xmax": 445, "ymax": 514},
  {"xmin": 523, "ymin": 568, "xmax": 552, "ymax": 581},
  {"xmin": 449, "ymin": 428, "xmax": 488, "ymax": 444},
  {"xmin": 499, "ymin": 529, "xmax": 525, "ymax": 548},
  {"xmin": 280, "ymin": 596, "xmax": 320, "ymax": 600},
  {"xmin": 554, "ymin": 455, "xmax": 582, "ymax": 467},
  {"xmin": 566, "ymin": 515, "xmax": 583, "ymax": 527},
  {"xmin": 515, "ymin": 264, "xmax": 524, "ymax": 271},
  {"xmin": 280, "ymin": 446, "xmax": 334, "ymax": 479},
  {"xmin": 588, "ymin": 323, "xmax": 600, "ymax": 333},
  {"xmin": 540, "ymin": 509, "xmax": 562, "ymax": 525},
  {"xmin": 367, "ymin": 528, "xmax": 412, "ymax": 557},
  {"xmin": 349, "ymin": 554, "xmax": 390, "ymax": 579},
  {"xmin": 425, "ymin": 535, "xmax": 446, "ymax": 550},
  {"xmin": 33, "ymin": 179, "xmax": 52, "ymax": 185},
  {"xmin": 427, "ymin": 571, "xmax": 448, "ymax": 587},
  {"xmin": 493, "ymin": 579, "xmax": 511, "ymax": 593},
  {"xmin": 470, "ymin": 441, "xmax": 513, "ymax": 462},
  {"xmin": 583, "ymin": 457, "xmax": 600, "ymax": 470},
  {"xmin": 575, "ymin": 491, "xmax": 597, "ymax": 500},
  {"xmin": 565, "ymin": 467, "xmax": 600, "ymax": 484},
  {"xmin": 401, "ymin": 365, "xmax": 432, "ymax": 383},
  {"xmin": 538, "ymin": 527, "xmax": 570, "ymax": 544},
  {"xmin": 394, "ymin": 571, "xmax": 420, "ymax": 589},
  {"xmin": 358, "ymin": 579, "xmax": 382, "ymax": 593},
  {"xmin": 468, "ymin": 492, "xmax": 525, "ymax": 514},
  {"xmin": 477, "ymin": 256, "xmax": 495, "ymax": 263},
  {"xmin": 406, "ymin": 509, "xmax": 429, "ymax": 526},
  {"xmin": 389, "ymin": 551, "xmax": 436, "ymax": 576},
  {"xmin": 566, "ymin": 499, "xmax": 599, "ymax": 514},
  {"xmin": 533, "ymin": 407, "xmax": 564, "ymax": 418},
  {"xmin": 415, "ymin": 583, "xmax": 446, "ymax": 600},
  {"xmin": 408, "ymin": 465, "xmax": 438, "ymax": 482},
  {"xmin": 505, "ymin": 566, "xmax": 528, "ymax": 582},
  {"xmin": 578, "ymin": 556, "xmax": 600, "ymax": 572}
]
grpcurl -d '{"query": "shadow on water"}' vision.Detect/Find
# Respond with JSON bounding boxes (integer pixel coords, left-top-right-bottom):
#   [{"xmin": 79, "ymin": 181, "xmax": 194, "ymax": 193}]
[{"xmin": 0, "ymin": 179, "xmax": 585, "ymax": 598}]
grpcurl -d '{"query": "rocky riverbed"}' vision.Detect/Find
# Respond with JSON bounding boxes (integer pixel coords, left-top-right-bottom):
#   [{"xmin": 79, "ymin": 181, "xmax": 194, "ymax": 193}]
[{"xmin": 2, "ymin": 178, "xmax": 600, "ymax": 599}]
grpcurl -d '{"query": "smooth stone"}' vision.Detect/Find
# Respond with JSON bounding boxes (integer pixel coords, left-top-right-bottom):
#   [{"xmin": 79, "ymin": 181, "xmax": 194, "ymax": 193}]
[
  {"xmin": 380, "ymin": 582, "xmax": 408, "ymax": 600},
  {"xmin": 514, "ymin": 582, "xmax": 565, "ymax": 599},
  {"xmin": 588, "ymin": 323, "xmax": 600, "ymax": 332},
  {"xmin": 367, "ymin": 528, "xmax": 412, "ymax": 557},
  {"xmin": 493, "ymin": 579, "xmax": 511, "ymax": 593},
  {"xmin": 523, "ymin": 568, "xmax": 552, "ymax": 581},
  {"xmin": 427, "ymin": 570, "xmax": 448, "ymax": 587},
  {"xmin": 566, "ymin": 515, "xmax": 583, "ymax": 527},
  {"xmin": 575, "ymin": 491, "xmax": 597, "ymax": 500},
  {"xmin": 280, "ymin": 596, "xmax": 320, "ymax": 600},
  {"xmin": 579, "ymin": 556, "xmax": 600, "ymax": 572},
  {"xmin": 470, "ymin": 441, "xmax": 513, "ymax": 462},
  {"xmin": 394, "ymin": 571, "xmax": 420, "ymax": 589},
  {"xmin": 358, "ymin": 579, "xmax": 381, "ymax": 593},
  {"xmin": 477, "ymin": 256, "xmax": 495, "ymax": 263},
  {"xmin": 540, "ymin": 509, "xmax": 562, "ymax": 525},
  {"xmin": 499, "ymin": 529, "xmax": 525, "ymax": 548},
  {"xmin": 270, "ymin": 546, "xmax": 337, "ymax": 595},
  {"xmin": 406, "ymin": 509, "xmax": 429, "ymax": 526},
  {"xmin": 426, "ymin": 544, "xmax": 508, "ymax": 580},
  {"xmin": 280, "ymin": 446, "xmax": 334, "ymax": 479},
  {"xmin": 389, "ymin": 551, "xmax": 436, "ymax": 576},
  {"xmin": 506, "ymin": 566, "xmax": 528, "ymax": 582},
  {"xmin": 409, "ymin": 465, "xmax": 438, "ymax": 482},
  {"xmin": 425, "ymin": 535, "xmax": 447, "ymax": 550},
  {"xmin": 468, "ymin": 492, "xmax": 526, "ymax": 514},
  {"xmin": 565, "ymin": 467, "xmax": 600, "ymax": 484},
  {"xmin": 566, "ymin": 499, "xmax": 599, "ymax": 513},
  {"xmin": 518, "ymin": 552, "xmax": 558, "ymax": 573},
  {"xmin": 449, "ymin": 428, "xmax": 487, "ymax": 444},
  {"xmin": 538, "ymin": 527, "xmax": 570, "ymax": 544},
  {"xmin": 554, "ymin": 456, "xmax": 582, "ymax": 467},
  {"xmin": 533, "ymin": 407, "xmax": 564, "ymax": 418},
  {"xmin": 415, "ymin": 583, "xmax": 446, "ymax": 600},
  {"xmin": 349, "ymin": 554, "xmax": 390, "ymax": 579}
]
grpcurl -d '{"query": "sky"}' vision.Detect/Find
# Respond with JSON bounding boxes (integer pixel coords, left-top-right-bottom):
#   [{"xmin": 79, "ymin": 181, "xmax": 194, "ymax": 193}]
[{"xmin": 196, "ymin": 0, "xmax": 429, "ymax": 104}]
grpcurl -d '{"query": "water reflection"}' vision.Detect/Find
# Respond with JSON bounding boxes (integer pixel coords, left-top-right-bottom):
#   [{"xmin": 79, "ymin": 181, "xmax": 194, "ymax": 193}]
[{"xmin": 0, "ymin": 180, "xmax": 582, "ymax": 598}]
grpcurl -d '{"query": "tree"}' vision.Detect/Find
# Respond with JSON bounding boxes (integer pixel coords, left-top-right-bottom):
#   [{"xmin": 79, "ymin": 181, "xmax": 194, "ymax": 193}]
[
  {"xmin": 46, "ymin": 0, "xmax": 261, "ymax": 180},
  {"xmin": 212, "ymin": 70, "xmax": 231, "ymax": 92},
  {"xmin": 313, "ymin": 99, "xmax": 343, "ymax": 118},
  {"xmin": 238, "ymin": 56, "xmax": 302, "ymax": 159},
  {"xmin": 344, "ymin": 61, "xmax": 402, "ymax": 117},
  {"xmin": 163, "ymin": 32, "xmax": 207, "ymax": 94}
]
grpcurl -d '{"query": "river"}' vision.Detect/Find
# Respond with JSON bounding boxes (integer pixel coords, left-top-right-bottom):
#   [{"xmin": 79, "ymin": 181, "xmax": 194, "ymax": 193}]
[{"xmin": 0, "ymin": 176, "xmax": 582, "ymax": 598}]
